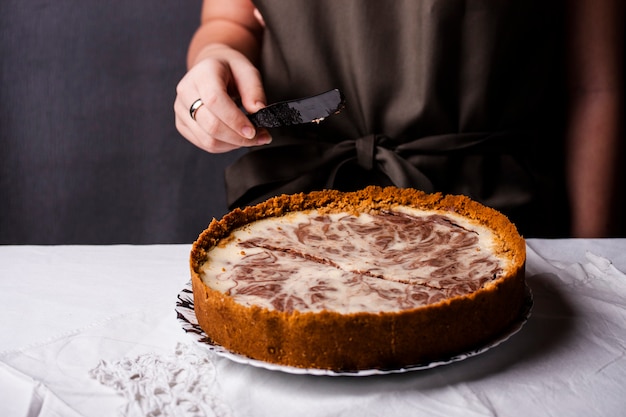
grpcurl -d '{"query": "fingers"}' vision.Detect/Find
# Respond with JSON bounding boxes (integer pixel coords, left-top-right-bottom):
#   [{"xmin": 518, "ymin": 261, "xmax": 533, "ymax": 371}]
[
  {"xmin": 173, "ymin": 47, "xmax": 271, "ymax": 154},
  {"xmin": 174, "ymin": 94, "xmax": 271, "ymax": 153}
]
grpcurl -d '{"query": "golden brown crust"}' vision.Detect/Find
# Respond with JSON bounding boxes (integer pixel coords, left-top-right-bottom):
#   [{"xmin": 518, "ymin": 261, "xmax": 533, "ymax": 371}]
[{"xmin": 190, "ymin": 186, "xmax": 526, "ymax": 371}]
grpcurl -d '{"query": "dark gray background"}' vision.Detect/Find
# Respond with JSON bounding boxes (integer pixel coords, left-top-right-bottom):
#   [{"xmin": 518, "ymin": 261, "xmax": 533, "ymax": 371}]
[{"xmin": 1, "ymin": 0, "xmax": 243, "ymax": 244}]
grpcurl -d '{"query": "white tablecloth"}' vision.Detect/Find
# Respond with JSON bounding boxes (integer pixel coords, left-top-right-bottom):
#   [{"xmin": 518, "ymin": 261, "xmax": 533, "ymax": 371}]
[{"xmin": 1, "ymin": 240, "xmax": 625, "ymax": 417}]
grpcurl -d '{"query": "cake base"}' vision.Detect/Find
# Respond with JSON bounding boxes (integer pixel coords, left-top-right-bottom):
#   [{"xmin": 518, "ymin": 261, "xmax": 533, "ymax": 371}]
[{"xmin": 177, "ymin": 283, "xmax": 533, "ymax": 375}]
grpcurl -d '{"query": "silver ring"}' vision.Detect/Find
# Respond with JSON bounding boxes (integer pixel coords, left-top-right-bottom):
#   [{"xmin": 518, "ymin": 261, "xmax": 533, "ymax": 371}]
[{"xmin": 189, "ymin": 99, "xmax": 204, "ymax": 121}]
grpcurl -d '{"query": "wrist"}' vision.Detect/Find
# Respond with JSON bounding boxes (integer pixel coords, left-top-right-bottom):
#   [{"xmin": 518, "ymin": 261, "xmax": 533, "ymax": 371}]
[
  {"xmin": 187, "ymin": 19, "xmax": 262, "ymax": 69},
  {"xmin": 189, "ymin": 43, "xmax": 233, "ymax": 68}
]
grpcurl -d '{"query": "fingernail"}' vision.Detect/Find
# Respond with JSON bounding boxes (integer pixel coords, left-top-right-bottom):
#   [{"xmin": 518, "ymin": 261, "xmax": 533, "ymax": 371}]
[
  {"xmin": 241, "ymin": 126, "xmax": 255, "ymax": 139},
  {"xmin": 256, "ymin": 132, "xmax": 272, "ymax": 145}
]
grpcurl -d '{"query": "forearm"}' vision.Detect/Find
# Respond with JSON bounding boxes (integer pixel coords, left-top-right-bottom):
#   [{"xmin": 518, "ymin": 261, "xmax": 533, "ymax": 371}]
[
  {"xmin": 566, "ymin": 0, "xmax": 623, "ymax": 237},
  {"xmin": 567, "ymin": 91, "xmax": 623, "ymax": 237},
  {"xmin": 187, "ymin": 0, "xmax": 263, "ymax": 69}
]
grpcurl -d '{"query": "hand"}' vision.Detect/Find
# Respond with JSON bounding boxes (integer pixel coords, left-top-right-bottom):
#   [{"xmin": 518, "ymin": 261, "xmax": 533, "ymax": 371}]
[{"xmin": 174, "ymin": 44, "xmax": 271, "ymax": 153}]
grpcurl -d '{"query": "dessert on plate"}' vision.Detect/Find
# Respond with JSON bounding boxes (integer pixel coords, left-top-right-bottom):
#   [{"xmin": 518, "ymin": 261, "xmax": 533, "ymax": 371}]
[{"xmin": 190, "ymin": 186, "xmax": 526, "ymax": 371}]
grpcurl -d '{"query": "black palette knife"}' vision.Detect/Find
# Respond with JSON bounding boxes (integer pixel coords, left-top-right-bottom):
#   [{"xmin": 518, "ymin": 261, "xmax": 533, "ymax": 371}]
[{"xmin": 245, "ymin": 89, "xmax": 345, "ymax": 128}]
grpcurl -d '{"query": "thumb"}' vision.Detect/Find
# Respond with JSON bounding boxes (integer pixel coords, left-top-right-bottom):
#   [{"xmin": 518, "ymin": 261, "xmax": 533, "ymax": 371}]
[{"xmin": 231, "ymin": 62, "xmax": 266, "ymax": 114}]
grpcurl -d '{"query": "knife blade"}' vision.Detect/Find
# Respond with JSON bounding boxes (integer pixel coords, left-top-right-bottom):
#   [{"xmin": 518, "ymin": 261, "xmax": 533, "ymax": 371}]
[{"xmin": 246, "ymin": 89, "xmax": 345, "ymax": 128}]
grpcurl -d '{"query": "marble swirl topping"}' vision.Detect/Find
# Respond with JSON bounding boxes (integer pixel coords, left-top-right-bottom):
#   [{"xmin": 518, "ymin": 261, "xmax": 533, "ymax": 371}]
[{"xmin": 201, "ymin": 207, "xmax": 506, "ymax": 314}]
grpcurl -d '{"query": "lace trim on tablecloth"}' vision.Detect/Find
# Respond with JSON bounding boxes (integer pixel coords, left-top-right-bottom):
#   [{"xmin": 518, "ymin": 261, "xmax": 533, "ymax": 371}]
[{"xmin": 89, "ymin": 342, "xmax": 232, "ymax": 417}]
